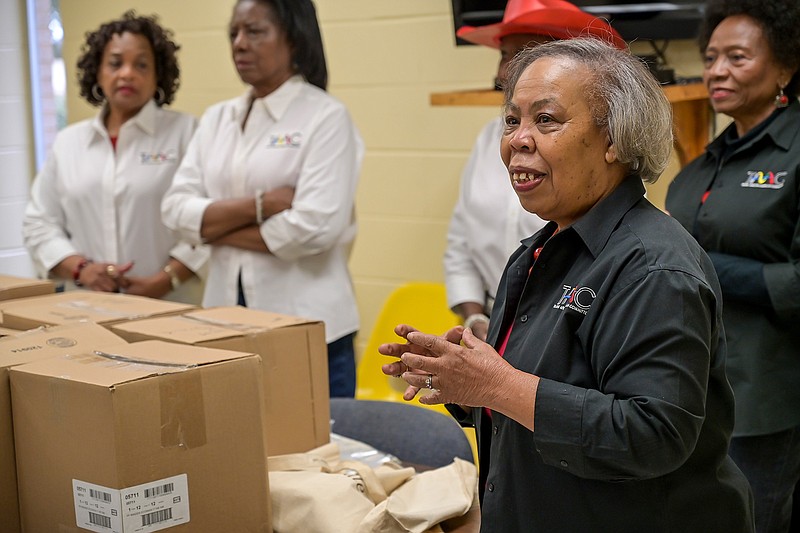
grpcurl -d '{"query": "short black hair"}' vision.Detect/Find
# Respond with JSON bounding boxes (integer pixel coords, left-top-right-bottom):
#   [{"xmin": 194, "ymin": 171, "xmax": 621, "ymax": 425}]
[
  {"xmin": 77, "ymin": 10, "xmax": 181, "ymax": 106},
  {"xmin": 699, "ymin": 0, "xmax": 800, "ymax": 97},
  {"xmin": 243, "ymin": 0, "xmax": 328, "ymax": 91}
]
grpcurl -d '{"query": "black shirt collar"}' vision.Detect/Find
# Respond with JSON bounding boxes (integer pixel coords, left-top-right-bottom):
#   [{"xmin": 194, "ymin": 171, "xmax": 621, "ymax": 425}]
[{"xmin": 520, "ymin": 177, "xmax": 646, "ymax": 259}]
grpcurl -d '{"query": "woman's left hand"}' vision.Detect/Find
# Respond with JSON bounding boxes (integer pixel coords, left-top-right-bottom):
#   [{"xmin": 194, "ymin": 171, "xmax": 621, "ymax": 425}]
[
  {"xmin": 379, "ymin": 324, "xmax": 512, "ymax": 408},
  {"xmin": 118, "ymin": 272, "xmax": 171, "ymax": 299}
]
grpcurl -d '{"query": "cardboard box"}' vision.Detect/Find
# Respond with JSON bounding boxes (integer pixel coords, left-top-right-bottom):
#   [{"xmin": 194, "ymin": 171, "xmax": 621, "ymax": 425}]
[
  {"xmin": 0, "ymin": 327, "xmax": 22, "ymax": 338},
  {"xmin": 0, "ymin": 323, "xmax": 128, "ymax": 533},
  {"xmin": 0, "ymin": 290, "xmax": 195, "ymax": 331},
  {"xmin": 10, "ymin": 340, "xmax": 271, "ymax": 533},
  {"xmin": 0, "ymin": 274, "xmax": 55, "ymax": 302},
  {"xmin": 112, "ymin": 306, "xmax": 329, "ymax": 456}
]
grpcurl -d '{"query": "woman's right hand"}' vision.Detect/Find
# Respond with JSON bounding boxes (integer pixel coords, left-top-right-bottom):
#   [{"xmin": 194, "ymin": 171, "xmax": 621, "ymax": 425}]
[
  {"xmin": 380, "ymin": 324, "xmax": 465, "ymax": 401},
  {"xmin": 76, "ymin": 261, "xmax": 133, "ymax": 292}
]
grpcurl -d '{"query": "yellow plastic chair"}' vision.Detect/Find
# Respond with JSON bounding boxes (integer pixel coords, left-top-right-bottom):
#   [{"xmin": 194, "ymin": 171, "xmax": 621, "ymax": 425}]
[{"xmin": 356, "ymin": 282, "xmax": 477, "ymax": 463}]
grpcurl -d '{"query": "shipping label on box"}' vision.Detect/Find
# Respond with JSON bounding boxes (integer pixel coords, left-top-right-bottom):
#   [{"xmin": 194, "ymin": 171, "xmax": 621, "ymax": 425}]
[{"xmin": 73, "ymin": 474, "xmax": 190, "ymax": 533}]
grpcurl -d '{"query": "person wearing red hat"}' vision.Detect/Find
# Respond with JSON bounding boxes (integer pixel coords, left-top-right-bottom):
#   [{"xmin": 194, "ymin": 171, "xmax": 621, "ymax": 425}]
[{"xmin": 444, "ymin": 0, "xmax": 625, "ymax": 340}]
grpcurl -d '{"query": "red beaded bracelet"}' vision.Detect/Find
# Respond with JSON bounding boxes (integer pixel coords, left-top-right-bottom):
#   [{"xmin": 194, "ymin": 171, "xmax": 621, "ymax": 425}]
[{"xmin": 72, "ymin": 259, "xmax": 92, "ymax": 287}]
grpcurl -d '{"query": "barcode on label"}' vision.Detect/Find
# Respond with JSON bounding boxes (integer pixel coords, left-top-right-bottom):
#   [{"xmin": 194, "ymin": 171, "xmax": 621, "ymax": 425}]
[
  {"xmin": 88, "ymin": 511, "xmax": 112, "ymax": 529},
  {"xmin": 89, "ymin": 488, "xmax": 113, "ymax": 503},
  {"xmin": 141, "ymin": 508, "xmax": 173, "ymax": 527},
  {"xmin": 144, "ymin": 482, "xmax": 174, "ymax": 499}
]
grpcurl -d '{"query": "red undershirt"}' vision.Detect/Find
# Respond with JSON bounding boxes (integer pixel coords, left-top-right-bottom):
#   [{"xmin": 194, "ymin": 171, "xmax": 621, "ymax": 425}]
[{"xmin": 486, "ymin": 231, "xmax": 555, "ymax": 418}]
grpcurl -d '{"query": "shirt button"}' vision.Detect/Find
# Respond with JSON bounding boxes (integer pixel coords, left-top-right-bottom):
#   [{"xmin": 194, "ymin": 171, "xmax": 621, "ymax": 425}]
[
  {"xmin": 560, "ymin": 460, "xmax": 569, "ymax": 468},
  {"xmin": 520, "ymin": 315, "xmax": 528, "ymax": 323},
  {"xmin": 492, "ymin": 425, "xmax": 499, "ymax": 435},
  {"xmin": 487, "ymin": 483, "xmax": 495, "ymax": 492}
]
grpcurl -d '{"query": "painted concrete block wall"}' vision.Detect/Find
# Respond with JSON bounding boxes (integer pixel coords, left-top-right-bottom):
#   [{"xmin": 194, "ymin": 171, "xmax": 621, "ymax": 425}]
[
  {"xmin": 0, "ymin": 0, "xmax": 36, "ymax": 277},
  {"xmin": 59, "ymin": 1, "xmax": 703, "ymax": 358}
]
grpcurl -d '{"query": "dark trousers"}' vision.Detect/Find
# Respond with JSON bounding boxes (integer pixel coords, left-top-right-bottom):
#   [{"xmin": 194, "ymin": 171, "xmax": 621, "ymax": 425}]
[
  {"xmin": 729, "ymin": 425, "xmax": 800, "ymax": 533},
  {"xmin": 326, "ymin": 332, "xmax": 356, "ymax": 398},
  {"xmin": 238, "ymin": 274, "xmax": 355, "ymax": 398}
]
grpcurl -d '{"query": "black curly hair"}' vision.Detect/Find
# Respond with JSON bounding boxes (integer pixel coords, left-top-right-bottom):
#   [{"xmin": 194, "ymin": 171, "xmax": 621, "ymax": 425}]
[
  {"xmin": 699, "ymin": 0, "xmax": 800, "ymax": 97},
  {"xmin": 77, "ymin": 10, "xmax": 181, "ymax": 107},
  {"xmin": 238, "ymin": 0, "xmax": 328, "ymax": 91}
]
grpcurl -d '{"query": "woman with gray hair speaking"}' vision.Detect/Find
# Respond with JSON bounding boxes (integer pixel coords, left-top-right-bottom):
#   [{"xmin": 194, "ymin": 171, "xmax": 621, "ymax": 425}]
[{"xmin": 379, "ymin": 38, "xmax": 753, "ymax": 532}]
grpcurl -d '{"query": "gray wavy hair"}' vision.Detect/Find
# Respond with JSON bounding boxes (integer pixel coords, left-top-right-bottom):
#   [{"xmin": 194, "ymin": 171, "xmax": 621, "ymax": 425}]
[{"xmin": 503, "ymin": 37, "xmax": 673, "ymax": 183}]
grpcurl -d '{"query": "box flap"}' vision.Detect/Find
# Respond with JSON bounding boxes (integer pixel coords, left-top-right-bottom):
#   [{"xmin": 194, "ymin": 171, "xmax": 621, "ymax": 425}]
[
  {"xmin": 0, "ymin": 291, "xmax": 195, "ymax": 326},
  {"xmin": 0, "ymin": 326, "xmax": 21, "ymax": 337},
  {"xmin": 185, "ymin": 306, "xmax": 319, "ymax": 330},
  {"xmin": 9, "ymin": 340, "xmax": 256, "ymax": 387},
  {"xmin": 112, "ymin": 315, "xmax": 243, "ymax": 343},
  {"xmin": 0, "ymin": 275, "xmax": 54, "ymax": 301},
  {"xmin": 0, "ymin": 322, "xmax": 128, "ymax": 369}
]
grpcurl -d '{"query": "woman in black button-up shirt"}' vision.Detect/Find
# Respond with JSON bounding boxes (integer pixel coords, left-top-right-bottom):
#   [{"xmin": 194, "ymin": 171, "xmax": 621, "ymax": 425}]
[
  {"xmin": 666, "ymin": 2, "xmax": 800, "ymax": 532},
  {"xmin": 379, "ymin": 38, "xmax": 754, "ymax": 532}
]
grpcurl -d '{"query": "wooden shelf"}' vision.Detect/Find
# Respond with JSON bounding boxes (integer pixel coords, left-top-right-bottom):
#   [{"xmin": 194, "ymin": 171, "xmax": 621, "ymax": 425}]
[{"xmin": 430, "ymin": 82, "xmax": 710, "ymax": 167}]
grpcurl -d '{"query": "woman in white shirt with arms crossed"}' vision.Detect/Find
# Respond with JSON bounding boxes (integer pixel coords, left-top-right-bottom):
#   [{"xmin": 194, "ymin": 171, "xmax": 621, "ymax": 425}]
[
  {"xmin": 162, "ymin": 0, "xmax": 363, "ymax": 397},
  {"xmin": 23, "ymin": 11, "xmax": 207, "ymax": 303}
]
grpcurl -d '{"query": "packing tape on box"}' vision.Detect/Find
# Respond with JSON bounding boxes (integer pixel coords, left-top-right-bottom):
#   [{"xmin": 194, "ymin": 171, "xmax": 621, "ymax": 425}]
[
  {"xmin": 91, "ymin": 350, "xmax": 207, "ymax": 449},
  {"xmin": 159, "ymin": 370, "xmax": 207, "ymax": 450}
]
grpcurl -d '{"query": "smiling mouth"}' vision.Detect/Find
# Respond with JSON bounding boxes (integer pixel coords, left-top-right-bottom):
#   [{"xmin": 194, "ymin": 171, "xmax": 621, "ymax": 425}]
[{"xmin": 512, "ymin": 172, "xmax": 544, "ymax": 183}]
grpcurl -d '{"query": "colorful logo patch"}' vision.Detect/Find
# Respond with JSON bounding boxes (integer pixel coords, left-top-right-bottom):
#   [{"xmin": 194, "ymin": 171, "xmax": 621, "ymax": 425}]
[
  {"xmin": 139, "ymin": 150, "xmax": 178, "ymax": 164},
  {"xmin": 740, "ymin": 170, "xmax": 787, "ymax": 189},
  {"xmin": 268, "ymin": 132, "xmax": 302, "ymax": 148},
  {"xmin": 553, "ymin": 285, "xmax": 596, "ymax": 315}
]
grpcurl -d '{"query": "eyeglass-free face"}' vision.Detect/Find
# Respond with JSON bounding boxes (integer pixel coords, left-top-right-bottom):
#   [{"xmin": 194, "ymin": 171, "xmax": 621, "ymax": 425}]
[{"xmin": 229, "ymin": 0, "xmax": 294, "ymax": 98}]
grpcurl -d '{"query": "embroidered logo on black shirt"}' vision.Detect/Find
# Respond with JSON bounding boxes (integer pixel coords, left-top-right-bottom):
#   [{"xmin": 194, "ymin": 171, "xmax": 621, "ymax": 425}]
[
  {"xmin": 554, "ymin": 285, "xmax": 596, "ymax": 315},
  {"xmin": 740, "ymin": 170, "xmax": 787, "ymax": 189}
]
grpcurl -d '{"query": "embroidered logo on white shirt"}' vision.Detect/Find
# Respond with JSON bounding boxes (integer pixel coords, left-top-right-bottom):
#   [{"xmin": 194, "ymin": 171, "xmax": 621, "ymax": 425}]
[
  {"xmin": 140, "ymin": 150, "xmax": 178, "ymax": 164},
  {"xmin": 268, "ymin": 132, "xmax": 302, "ymax": 147}
]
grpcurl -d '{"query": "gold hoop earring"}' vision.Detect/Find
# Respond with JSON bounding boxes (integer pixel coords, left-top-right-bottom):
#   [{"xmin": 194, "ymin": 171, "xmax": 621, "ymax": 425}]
[{"xmin": 91, "ymin": 84, "xmax": 104, "ymax": 101}]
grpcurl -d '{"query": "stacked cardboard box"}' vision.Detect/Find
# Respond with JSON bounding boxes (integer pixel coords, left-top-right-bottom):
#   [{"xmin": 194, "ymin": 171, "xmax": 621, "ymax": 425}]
[
  {"xmin": 0, "ymin": 290, "xmax": 196, "ymax": 331},
  {"xmin": 112, "ymin": 306, "xmax": 329, "ymax": 456},
  {"xmin": 0, "ymin": 327, "xmax": 21, "ymax": 338},
  {"xmin": 11, "ymin": 340, "xmax": 271, "ymax": 532},
  {"xmin": 0, "ymin": 274, "xmax": 55, "ymax": 302},
  {"xmin": 0, "ymin": 323, "xmax": 128, "ymax": 533}
]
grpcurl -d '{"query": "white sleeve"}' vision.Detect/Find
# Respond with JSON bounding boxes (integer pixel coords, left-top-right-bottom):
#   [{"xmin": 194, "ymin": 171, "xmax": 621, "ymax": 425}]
[
  {"xmin": 261, "ymin": 102, "xmax": 363, "ymax": 261},
  {"xmin": 22, "ymin": 145, "xmax": 78, "ymax": 277},
  {"xmin": 161, "ymin": 111, "xmax": 215, "ymax": 245},
  {"xmin": 444, "ymin": 130, "xmax": 489, "ymax": 310}
]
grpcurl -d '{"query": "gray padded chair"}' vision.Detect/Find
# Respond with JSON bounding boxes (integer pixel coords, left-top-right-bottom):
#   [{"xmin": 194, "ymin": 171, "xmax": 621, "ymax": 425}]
[{"xmin": 329, "ymin": 398, "xmax": 474, "ymax": 469}]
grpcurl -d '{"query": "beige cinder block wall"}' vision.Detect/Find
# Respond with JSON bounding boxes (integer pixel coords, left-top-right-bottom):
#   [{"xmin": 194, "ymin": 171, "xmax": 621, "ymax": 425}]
[{"xmin": 60, "ymin": 1, "xmax": 704, "ymax": 359}]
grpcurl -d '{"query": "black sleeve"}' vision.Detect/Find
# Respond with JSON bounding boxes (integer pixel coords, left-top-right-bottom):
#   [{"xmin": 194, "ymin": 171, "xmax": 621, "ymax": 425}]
[{"xmin": 708, "ymin": 251, "xmax": 771, "ymax": 308}]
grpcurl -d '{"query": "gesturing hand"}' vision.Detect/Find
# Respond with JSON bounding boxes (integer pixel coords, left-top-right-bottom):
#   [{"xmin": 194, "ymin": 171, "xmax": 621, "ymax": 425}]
[{"xmin": 379, "ymin": 324, "xmax": 512, "ymax": 408}]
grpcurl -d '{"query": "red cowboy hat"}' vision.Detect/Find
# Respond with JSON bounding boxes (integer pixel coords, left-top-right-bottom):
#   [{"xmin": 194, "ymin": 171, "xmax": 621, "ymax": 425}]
[{"xmin": 456, "ymin": 0, "xmax": 626, "ymax": 50}]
